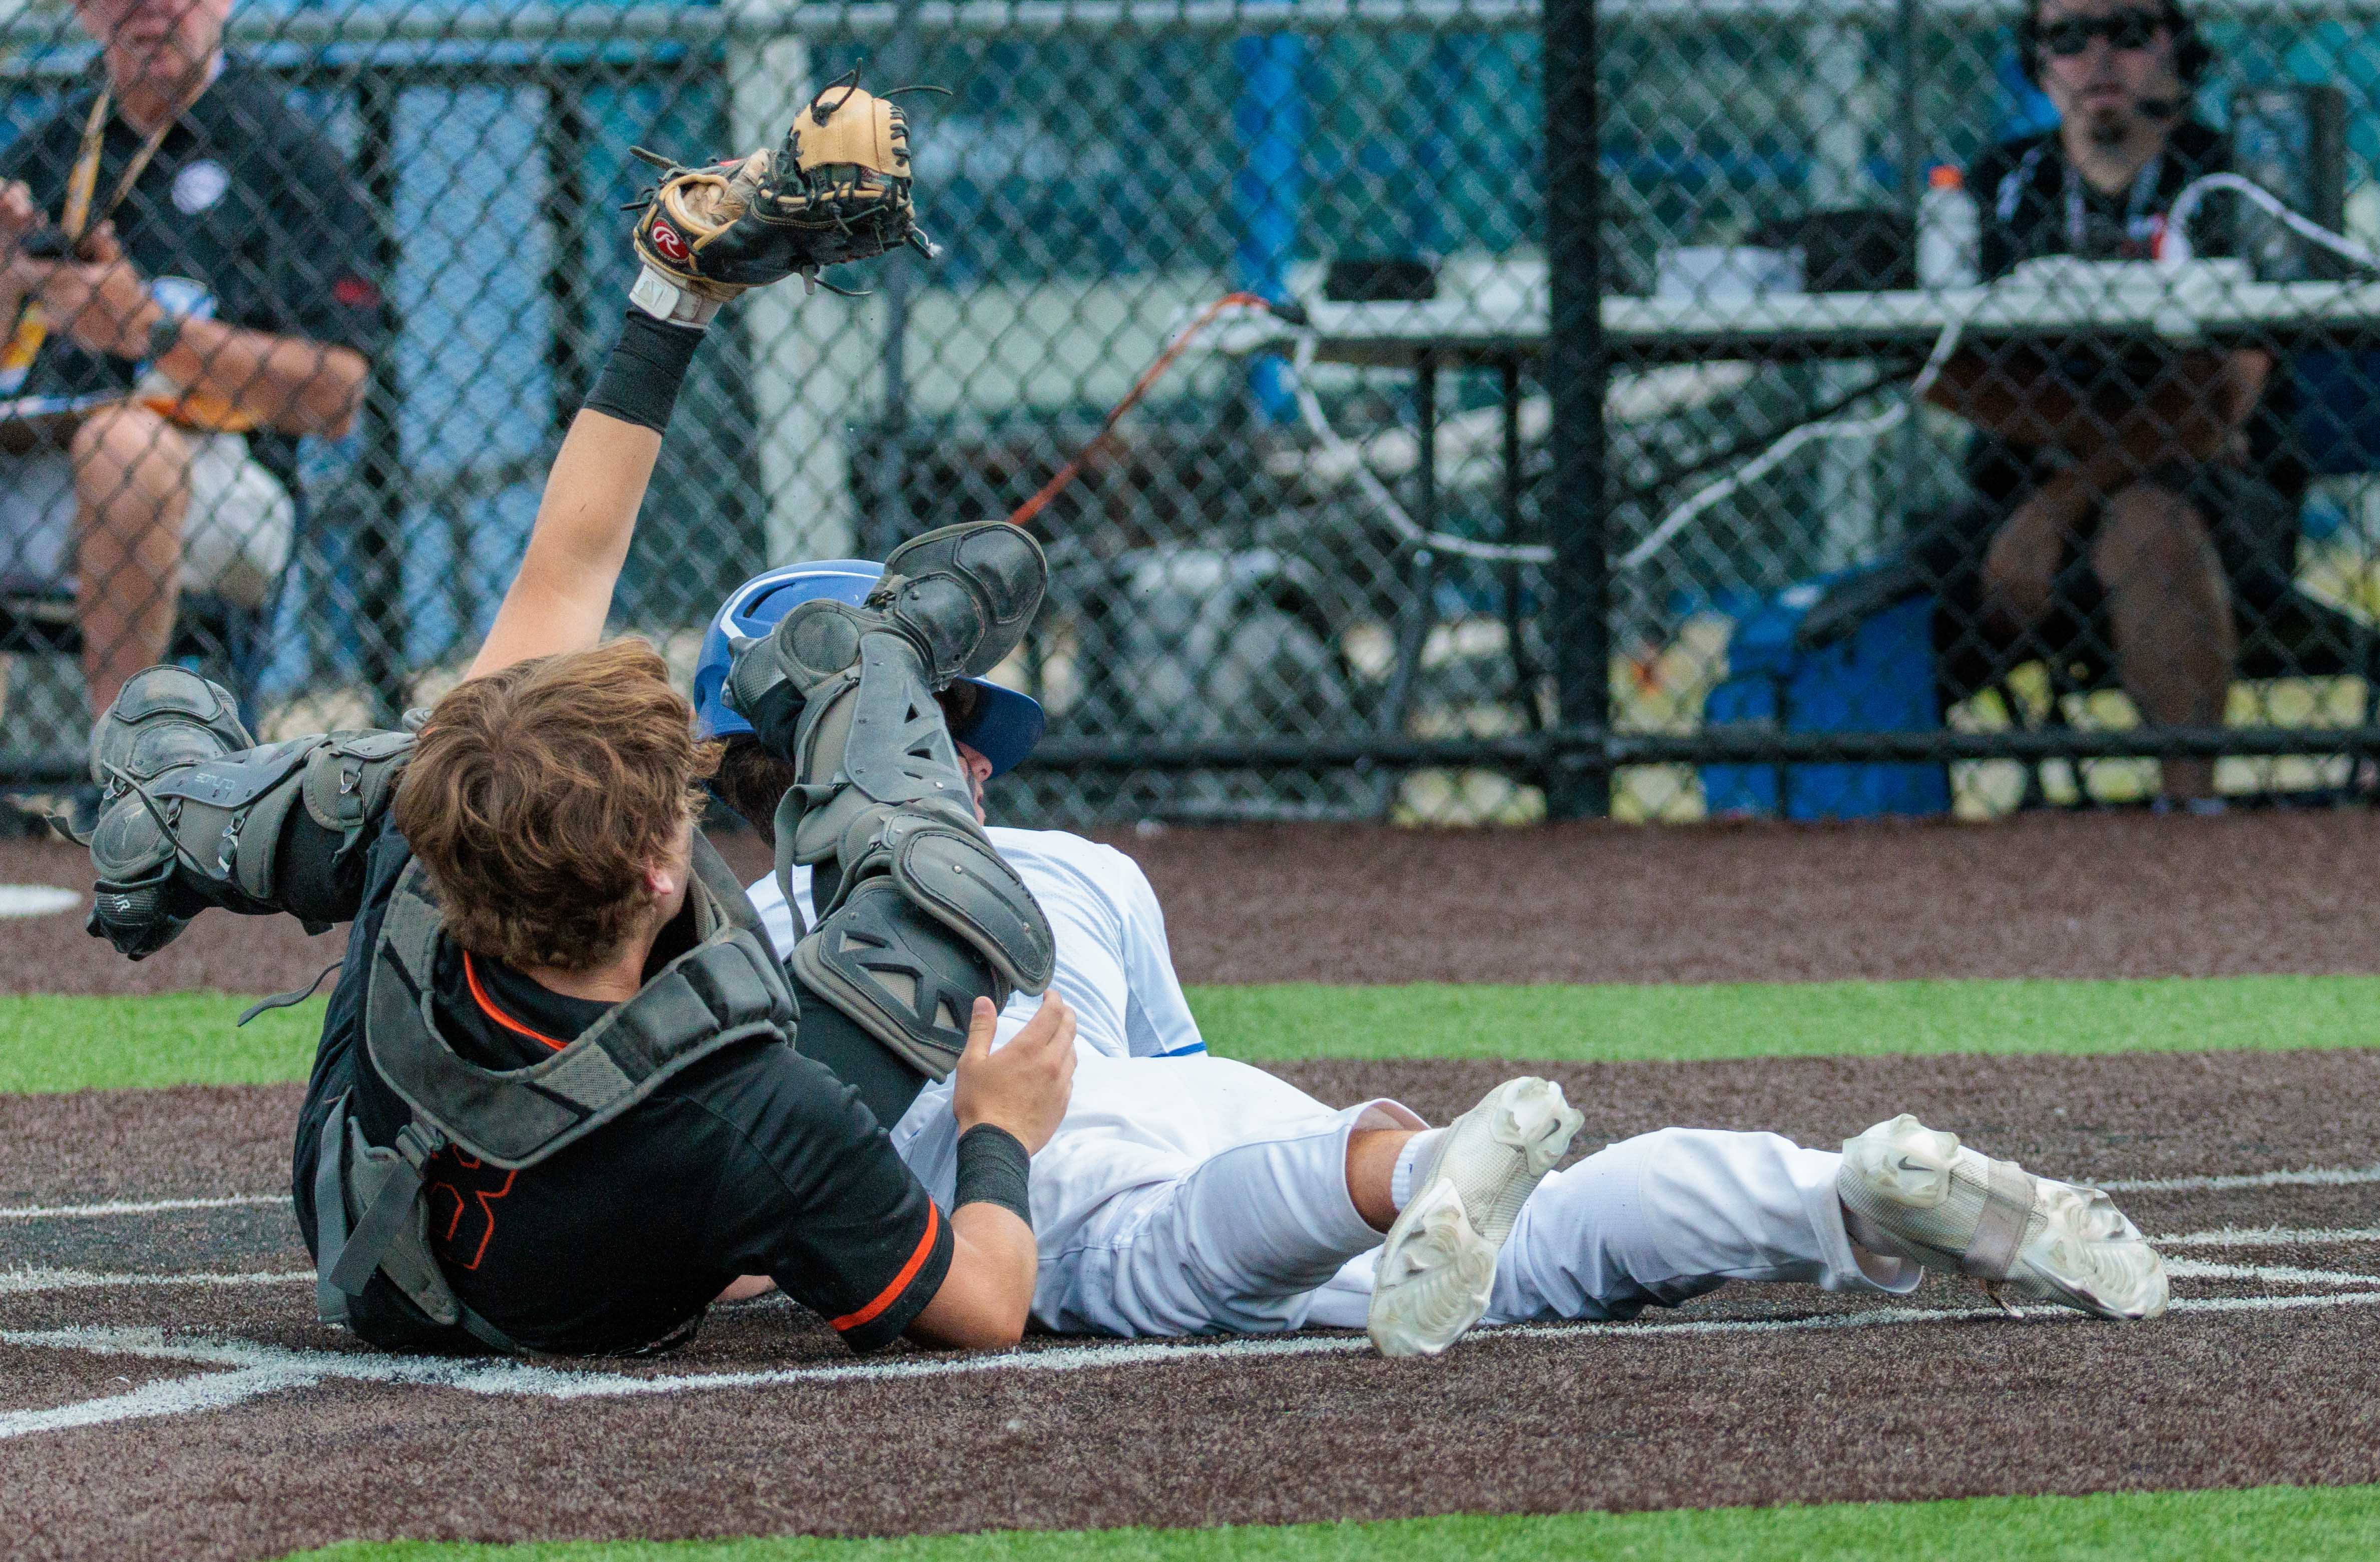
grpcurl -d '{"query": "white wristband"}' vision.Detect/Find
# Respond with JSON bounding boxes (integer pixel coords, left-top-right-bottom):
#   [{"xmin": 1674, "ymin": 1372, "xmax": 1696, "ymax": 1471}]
[{"xmin": 628, "ymin": 266, "xmax": 721, "ymax": 329}]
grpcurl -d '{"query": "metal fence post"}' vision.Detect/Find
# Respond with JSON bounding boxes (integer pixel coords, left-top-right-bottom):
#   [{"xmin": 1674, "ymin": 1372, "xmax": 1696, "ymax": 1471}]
[
  {"xmin": 353, "ymin": 71, "xmax": 408, "ymax": 728},
  {"xmin": 1543, "ymin": 0, "xmax": 1609, "ymax": 817}
]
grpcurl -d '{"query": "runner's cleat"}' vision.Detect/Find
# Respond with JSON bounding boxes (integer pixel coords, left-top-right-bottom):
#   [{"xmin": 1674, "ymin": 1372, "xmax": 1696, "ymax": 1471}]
[
  {"xmin": 1836, "ymin": 1113, "xmax": 2168, "ymax": 1321},
  {"xmin": 1368, "ymin": 1076, "xmax": 1585, "ymax": 1357}
]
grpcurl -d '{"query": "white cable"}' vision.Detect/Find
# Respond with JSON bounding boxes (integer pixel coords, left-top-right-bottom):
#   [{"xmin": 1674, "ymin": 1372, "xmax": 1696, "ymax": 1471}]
[
  {"xmin": 1286, "ymin": 329, "xmax": 1554, "ymax": 564},
  {"xmin": 1616, "ymin": 306, "xmax": 1971, "ymax": 572},
  {"xmin": 1275, "ymin": 175, "xmax": 2374, "ymax": 579},
  {"xmin": 2163, "ymin": 172, "xmax": 2380, "ymax": 273},
  {"xmin": 1278, "ymin": 298, "xmax": 1968, "ymax": 574}
]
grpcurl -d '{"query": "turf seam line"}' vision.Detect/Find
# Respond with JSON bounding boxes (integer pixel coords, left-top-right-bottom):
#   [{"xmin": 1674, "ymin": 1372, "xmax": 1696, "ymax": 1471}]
[
  {"xmin": 8, "ymin": 1289, "xmax": 2380, "ymax": 1438},
  {"xmin": 0, "ymin": 1193, "xmax": 289, "ymax": 1221}
]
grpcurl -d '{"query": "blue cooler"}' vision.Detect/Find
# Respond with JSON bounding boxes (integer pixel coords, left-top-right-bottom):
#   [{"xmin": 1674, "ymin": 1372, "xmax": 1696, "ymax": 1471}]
[{"xmin": 1699, "ymin": 572, "xmax": 1951, "ymax": 820}]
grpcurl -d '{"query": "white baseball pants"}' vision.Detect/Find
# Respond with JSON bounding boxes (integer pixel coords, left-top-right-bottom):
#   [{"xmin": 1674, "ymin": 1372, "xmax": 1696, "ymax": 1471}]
[
  {"xmin": 1304, "ymin": 1125, "xmax": 1920, "ymax": 1330},
  {"xmin": 890, "ymin": 1051, "xmax": 1915, "ymax": 1338}
]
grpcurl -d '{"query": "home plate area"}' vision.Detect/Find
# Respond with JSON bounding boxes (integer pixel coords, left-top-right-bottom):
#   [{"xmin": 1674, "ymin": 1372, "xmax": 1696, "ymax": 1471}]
[{"xmin": 7, "ymin": 1051, "xmax": 2380, "ymax": 1560}]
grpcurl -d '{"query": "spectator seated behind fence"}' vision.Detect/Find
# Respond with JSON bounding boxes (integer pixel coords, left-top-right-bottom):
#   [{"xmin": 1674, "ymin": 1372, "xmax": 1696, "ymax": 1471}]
[
  {"xmin": 0, "ymin": 0, "xmax": 386, "ymax": 719},
  {"xmin": 1915, "ymin": 0, "xmax": 2300, "ymax": 806}
]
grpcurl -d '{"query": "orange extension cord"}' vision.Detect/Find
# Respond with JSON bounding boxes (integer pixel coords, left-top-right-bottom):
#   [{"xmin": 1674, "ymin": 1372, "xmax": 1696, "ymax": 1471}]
[{"xmin": 1003, "ymin": 291, "xmax": 1280, "ymax": 532}]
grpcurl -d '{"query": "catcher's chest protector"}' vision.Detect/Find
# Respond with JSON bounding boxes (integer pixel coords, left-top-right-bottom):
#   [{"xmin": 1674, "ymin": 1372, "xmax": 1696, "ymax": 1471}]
[{"xmin": 315, "ymin": 833, "xmax": 796, "ymax": 1352}]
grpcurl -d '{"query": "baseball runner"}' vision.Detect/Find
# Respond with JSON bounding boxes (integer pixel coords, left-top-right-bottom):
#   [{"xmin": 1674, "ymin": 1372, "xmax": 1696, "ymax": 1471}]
[{"xmin": 695, "ymin": 572, "xmax": 2173, "ymax": 1341}]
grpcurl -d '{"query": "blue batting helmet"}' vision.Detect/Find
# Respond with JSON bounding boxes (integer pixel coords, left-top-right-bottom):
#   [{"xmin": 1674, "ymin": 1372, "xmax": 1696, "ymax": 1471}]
[{"xmin": 692, "ymin": 559, "xmax": 1047, "ymax": 778}]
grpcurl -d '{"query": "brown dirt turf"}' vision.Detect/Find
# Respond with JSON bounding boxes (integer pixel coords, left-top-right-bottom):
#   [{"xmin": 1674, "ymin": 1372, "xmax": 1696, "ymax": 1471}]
[
  {"xmin": 7, "ymin": 810, "xmax": 2380, "ymax": 1557},
  {"xmin": 6, "ymin": 1050, "xmax": 2380, "ymax": 1559},
  {"xmin": 10, "ymin": 808, "xmax": 2380, "ymax": 994}
]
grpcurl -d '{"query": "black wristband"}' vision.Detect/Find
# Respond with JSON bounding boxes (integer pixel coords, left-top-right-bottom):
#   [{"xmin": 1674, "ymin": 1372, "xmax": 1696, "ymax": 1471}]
[
  {"xmin": 953, "ymin": 1123, "xmax": 1033, "ymax": 1229},
  {"xmin": 581, "ymin": 308, "xmax": 703, "ymax": 433}
]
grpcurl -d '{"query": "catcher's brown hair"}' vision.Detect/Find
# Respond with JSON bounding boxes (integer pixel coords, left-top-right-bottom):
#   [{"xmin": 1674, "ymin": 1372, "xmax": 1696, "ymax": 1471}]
[{"xmin": 395, "ymin": 639, "xmax": 719, "ymax": 972}]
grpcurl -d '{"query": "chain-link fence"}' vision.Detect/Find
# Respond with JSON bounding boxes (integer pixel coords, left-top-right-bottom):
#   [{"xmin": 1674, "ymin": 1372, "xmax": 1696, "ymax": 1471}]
[{"xmin": 6, "ymin": 0, "xmax": 2380, "ymax": 827}]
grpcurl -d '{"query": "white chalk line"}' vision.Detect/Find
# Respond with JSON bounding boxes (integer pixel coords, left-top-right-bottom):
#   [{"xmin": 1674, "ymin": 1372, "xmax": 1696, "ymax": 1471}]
[
  {"xmin": 2154, "ymin": 1225, "xmax": 2380, "ymax": 1249},
  {"xmin": 0, "ymin": 1268, "xmax": 308, "ymax": 1296},
  {"xmin": 2100, "ymin": 1164, "xmax": 2380, "ymax": 1194},
  {"xmin": 0, "ymin": 1173, "xmax": 2369, "ymax": 1438},
  {"xmin": 0, "ymin": 1193, "xmax": 289, "ymax": 1221},
  {"xmin": 9, "ymin": 1287, "xmax": 2380, "ymax": 1441},
  {"xmin": 0, "ymin": 1367, "xmax": 322, "ymax": 1439},
  {"xmin": 2164, "ymin": 1259, "xmax": 2380, "ymax": 1288}
]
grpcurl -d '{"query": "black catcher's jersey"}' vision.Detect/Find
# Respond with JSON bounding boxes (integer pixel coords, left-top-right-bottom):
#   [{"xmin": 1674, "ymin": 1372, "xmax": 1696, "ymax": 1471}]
[{"xmin": 290, "ymin": 818, "xmax": 950, "ymax": 1356}]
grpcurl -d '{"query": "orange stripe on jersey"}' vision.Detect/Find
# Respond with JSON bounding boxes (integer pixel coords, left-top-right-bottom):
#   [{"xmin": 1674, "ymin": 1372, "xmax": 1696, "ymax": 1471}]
[
  {"xmin": 463, "ymin": 951, "xmax": 569, "ymax": 1054},
  {"xmin": 831, "ymin": 1203, "xmax": 941, "ymax": 1333}
]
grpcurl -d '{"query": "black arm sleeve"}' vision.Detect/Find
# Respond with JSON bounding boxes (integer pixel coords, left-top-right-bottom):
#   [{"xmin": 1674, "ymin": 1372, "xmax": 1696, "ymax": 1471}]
[{"xmin": 696, "ymin": 1049, "xmax": 954, "ymax": 1353}]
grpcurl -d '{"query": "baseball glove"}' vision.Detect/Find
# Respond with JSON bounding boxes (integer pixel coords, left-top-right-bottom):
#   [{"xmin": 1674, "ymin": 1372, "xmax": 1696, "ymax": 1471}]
[{"xmin": 627, "ymin": 73, "xmax": 939, "ymax": 301}]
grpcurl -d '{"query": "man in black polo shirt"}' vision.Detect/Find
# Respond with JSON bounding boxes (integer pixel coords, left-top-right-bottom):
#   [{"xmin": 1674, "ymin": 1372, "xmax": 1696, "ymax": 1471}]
[
  {"xmin": 1920, "ymin": 0, "xmax": 2296, "ymax": 805},
  {"xmin": 0, "ymin": 0, "xmax": 383, "ymax": 720}
]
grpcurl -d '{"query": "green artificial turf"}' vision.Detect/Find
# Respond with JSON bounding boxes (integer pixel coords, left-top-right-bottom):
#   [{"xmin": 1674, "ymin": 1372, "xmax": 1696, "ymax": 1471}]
[
  {"xmin": 5, "ymin": 973, "xmax": 2378, "ymax": 1093},
  {"xmin": 1187, "ymin": 975, "xmax": 2380, "ymax": 1065},
  {"xmin": 278, "ymin": 1484, "xmax": 2380, "ymax": 1561},
  {"xmin": 0, "ymin": 993, "xmax": 328, "ymax": 1093}
]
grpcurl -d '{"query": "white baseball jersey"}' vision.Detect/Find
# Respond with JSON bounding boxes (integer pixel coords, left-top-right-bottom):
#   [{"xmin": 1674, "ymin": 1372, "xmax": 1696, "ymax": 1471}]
[
  {"xmin": 745, "ymin": 827, "xmax": 1206, "ymax": 1063},
  {"xmin": 749, "ymin": 830, "xmax": 1904, "ymax": 1337}
]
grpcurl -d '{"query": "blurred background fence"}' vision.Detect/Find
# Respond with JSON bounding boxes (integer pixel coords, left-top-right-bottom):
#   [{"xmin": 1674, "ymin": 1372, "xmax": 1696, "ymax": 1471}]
[{"xmin": 9, "ymin": 0, "xmax": 2380, "ymax": 826}]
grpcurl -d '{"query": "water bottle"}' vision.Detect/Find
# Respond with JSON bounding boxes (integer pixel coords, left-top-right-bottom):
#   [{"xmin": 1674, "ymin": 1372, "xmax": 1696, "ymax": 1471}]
[{"xmin": 1917, "ymin": 165, "xmax": 1979, "ymax": 290}]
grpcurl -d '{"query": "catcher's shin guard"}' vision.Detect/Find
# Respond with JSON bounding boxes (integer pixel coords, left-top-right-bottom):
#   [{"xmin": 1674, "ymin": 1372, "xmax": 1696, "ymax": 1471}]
[
  {"xmin": 71, "ymin": 666, "xmax": 412, "ymax": 958},
  {"xmin": 722, "ymin": 522, "xmax": 1053, "ymax": 1079}
]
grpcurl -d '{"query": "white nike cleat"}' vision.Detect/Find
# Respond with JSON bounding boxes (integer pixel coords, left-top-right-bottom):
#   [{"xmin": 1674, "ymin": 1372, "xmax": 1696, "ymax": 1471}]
[
  {"xmin": 1367, "ymin": 1076, "xmax": 1585, "ymax": 1358},
  {"xmin": 1837, "ymin": 1113, "xmax": 2168, "ymax": 1321}
]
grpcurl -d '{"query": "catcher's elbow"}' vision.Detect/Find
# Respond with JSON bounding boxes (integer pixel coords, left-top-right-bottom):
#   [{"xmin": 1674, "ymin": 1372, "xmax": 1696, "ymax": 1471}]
[{"xmin": 915, "ymin": 1315, "xmax": 1027, "ymax": 1353}]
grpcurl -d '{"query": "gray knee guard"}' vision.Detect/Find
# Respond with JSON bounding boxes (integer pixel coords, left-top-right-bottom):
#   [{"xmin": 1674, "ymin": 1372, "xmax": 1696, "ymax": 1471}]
[{"xmin": 74, "ymin": 666, "xmax": 413, "ymax": 958}]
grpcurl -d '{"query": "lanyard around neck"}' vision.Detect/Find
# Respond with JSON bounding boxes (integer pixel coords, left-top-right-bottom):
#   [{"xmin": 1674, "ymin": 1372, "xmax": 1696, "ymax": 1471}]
[{"xmin": 2064, "ymin": 151, "xmax": 2167, "ymax": 253}]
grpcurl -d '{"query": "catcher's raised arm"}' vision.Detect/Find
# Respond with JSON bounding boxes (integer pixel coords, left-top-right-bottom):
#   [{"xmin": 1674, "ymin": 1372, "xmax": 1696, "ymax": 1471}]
[
  {"xmin": 625, "ymin": 73, "xmax": 938, "ymax": 322},
  {"xmin": 470, "ymin": 77, "xmax": 935, "ymax": 677}
]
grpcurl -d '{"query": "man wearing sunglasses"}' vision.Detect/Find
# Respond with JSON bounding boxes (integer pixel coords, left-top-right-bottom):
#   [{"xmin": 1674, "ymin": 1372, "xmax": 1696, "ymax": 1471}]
[{"xmin": 1919, "ymin": 0, "xmax": 2298, "ymax": 807}]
